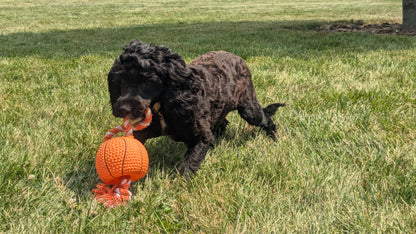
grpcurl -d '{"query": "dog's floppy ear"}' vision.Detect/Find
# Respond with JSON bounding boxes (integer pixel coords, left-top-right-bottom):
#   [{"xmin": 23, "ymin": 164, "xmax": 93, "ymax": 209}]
[{"xmin": 107, "ymin": 61, "xmax": 125, "ymax": 106}]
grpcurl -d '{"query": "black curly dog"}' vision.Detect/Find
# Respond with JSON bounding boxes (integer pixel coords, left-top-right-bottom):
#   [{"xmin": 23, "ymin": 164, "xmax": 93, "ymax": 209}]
[{"xmin": 108, "ymin": 40, "xmax": 285, "ymax": 178}]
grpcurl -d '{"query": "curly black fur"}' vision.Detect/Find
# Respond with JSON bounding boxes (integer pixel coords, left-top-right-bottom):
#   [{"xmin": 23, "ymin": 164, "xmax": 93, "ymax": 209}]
[{"xmin": 108, "ymin": 39, "xmax": 285, "ymax": 178}]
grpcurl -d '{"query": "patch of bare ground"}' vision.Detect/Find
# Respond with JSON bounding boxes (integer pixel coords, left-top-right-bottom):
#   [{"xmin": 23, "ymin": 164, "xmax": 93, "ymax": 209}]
[{"xmin": 315, "ymin": 21, "xmax": 416, "ymax": 36}]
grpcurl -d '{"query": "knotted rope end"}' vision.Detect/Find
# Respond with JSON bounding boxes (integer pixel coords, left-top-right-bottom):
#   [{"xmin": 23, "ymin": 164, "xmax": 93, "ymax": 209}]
[{"xmin": 92, "ymin": 176, "xmax": 132, "ymax": 208}]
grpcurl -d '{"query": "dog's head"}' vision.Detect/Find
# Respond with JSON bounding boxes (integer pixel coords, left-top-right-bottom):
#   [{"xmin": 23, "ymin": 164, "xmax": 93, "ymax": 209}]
[{"xmin": 108, "ymin": 40, "xmax": 192, "ymax": 122}]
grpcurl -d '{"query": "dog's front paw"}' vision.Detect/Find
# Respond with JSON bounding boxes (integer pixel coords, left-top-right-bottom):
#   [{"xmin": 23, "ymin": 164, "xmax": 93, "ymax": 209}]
[{"xmin": 176, "ymin": 162, "xmax": 194, "ymax": 180}]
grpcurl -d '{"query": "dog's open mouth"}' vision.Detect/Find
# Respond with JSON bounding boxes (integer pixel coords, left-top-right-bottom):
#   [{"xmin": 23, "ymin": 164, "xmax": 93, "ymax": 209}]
[
  {"xmin": 128, "ymin": 115, "xmax": 144, "ymax": 125},
  {"xmin": 119, "ymin": 103, "xmax": 145, "ymax": 123},
  {"xmin": 114, "ymin": 96, "xmax": 151, "ymax": 123},
  {"xmin": 123, "ymin": 106, "xmax": 148, "ymax": 124}
]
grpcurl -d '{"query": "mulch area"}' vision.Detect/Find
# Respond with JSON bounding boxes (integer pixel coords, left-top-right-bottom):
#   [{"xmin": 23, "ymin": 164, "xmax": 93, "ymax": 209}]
[{"xmin": 315, "ymin": 22, "xmax": 416, "ymax": 36}]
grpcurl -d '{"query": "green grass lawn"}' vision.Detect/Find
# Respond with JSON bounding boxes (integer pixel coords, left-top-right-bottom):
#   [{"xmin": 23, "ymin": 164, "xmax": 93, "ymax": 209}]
[{"xmin": 1, "ymin": 0, "xmax": 415, "ymax": 232}]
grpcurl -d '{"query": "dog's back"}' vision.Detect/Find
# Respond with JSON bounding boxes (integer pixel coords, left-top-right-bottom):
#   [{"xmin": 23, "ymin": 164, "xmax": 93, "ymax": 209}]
[{"xmin": 188, "ymin": 51, "xmax": 255, "ymax": 108}]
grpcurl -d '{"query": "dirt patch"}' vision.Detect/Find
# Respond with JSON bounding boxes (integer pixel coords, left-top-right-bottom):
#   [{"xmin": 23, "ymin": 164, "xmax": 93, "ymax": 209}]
[{"xmin": 315, "ymin": 21, "xmax": 416, "ymax": 36}]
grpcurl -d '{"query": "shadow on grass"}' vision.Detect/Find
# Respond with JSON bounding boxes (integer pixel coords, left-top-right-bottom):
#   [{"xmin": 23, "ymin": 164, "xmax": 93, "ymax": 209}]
[{"xmin": 1, "ymin": 20, "xmax": 414, "ymax": 60}]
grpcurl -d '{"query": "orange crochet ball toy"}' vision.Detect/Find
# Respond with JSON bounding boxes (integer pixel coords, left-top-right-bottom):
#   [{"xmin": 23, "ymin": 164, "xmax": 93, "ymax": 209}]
[{"xmin": 95, "ymin": 136, "xmax": 149, "ymax": 185}]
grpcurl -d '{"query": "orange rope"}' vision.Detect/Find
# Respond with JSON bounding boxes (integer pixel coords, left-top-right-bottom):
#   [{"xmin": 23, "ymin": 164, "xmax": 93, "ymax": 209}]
[{"xmin": 103, "ymin": 108, "xmax": 152, "ymax": 142}]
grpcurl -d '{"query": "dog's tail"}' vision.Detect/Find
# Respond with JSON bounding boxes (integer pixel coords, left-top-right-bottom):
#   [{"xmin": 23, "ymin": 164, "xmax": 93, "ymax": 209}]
[{"xmin": 263, "ymin": 103, "xmax": 286, "ymax": 117}]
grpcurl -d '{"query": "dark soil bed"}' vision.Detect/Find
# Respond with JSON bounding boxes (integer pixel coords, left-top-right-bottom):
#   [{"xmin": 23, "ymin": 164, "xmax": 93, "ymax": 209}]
[{"xmin": 315, "ymin": 21, "xmax": 416, "ymax": 36}]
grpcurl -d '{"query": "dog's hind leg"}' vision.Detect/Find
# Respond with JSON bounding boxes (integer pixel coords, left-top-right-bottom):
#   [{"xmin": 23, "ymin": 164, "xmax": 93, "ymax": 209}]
[{"xmin": 237, "ymin": 102, "xmax": 285, "ymax": 139}]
